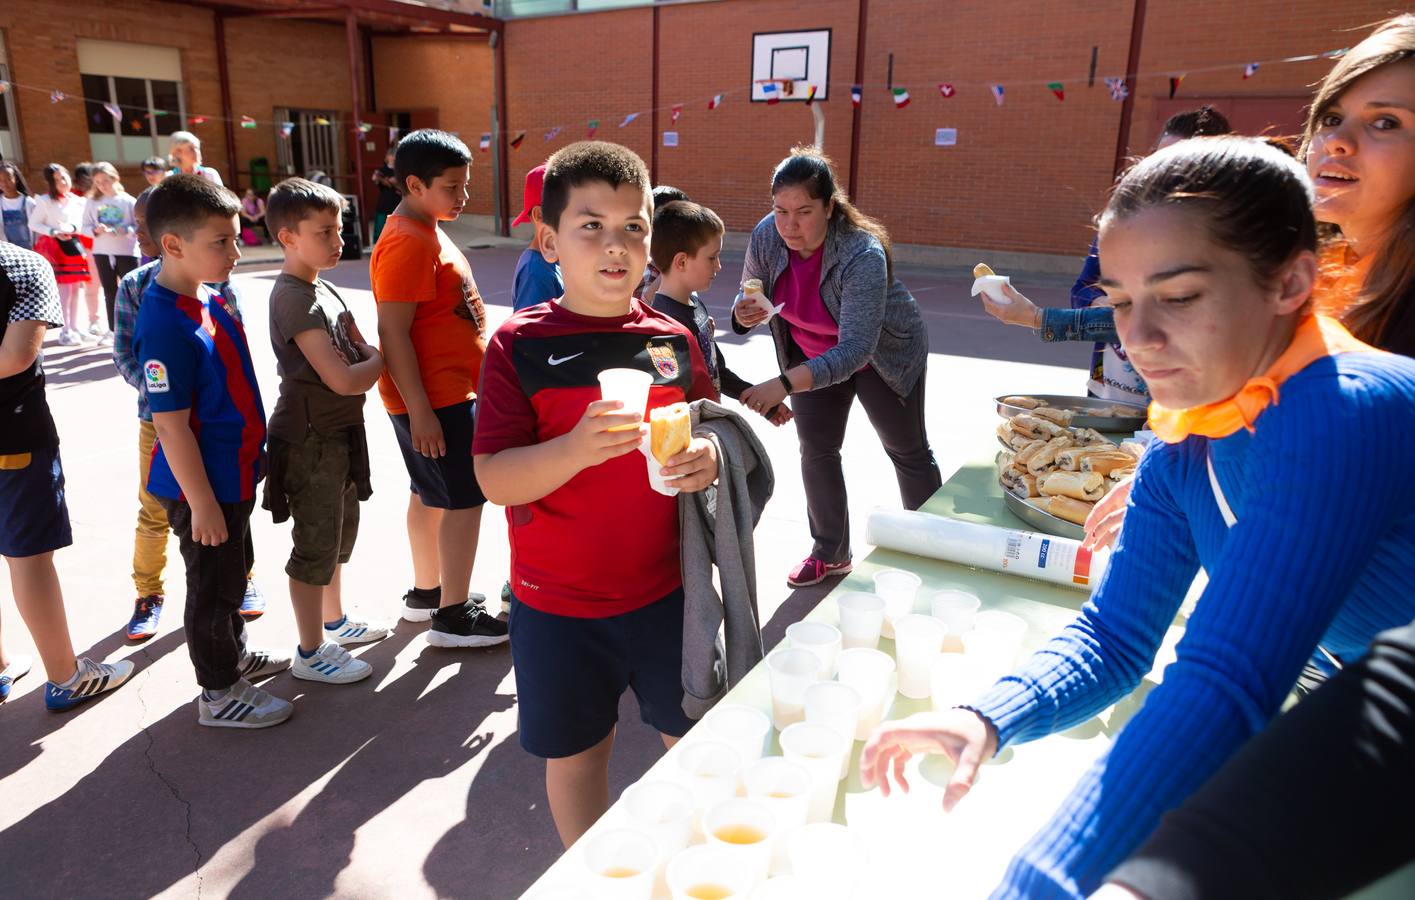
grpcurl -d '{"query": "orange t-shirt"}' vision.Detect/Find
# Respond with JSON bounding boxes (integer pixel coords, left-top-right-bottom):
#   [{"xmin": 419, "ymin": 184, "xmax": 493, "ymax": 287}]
[{"xmin": 372, "ymin": 214, "xmax": 487, "ymax": 414}]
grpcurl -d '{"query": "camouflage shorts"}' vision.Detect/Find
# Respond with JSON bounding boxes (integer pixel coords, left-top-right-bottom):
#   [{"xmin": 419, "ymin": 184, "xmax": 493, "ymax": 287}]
[{"xmin": 283, "ymin": 431, "xmax": 361, "ymax": 586}]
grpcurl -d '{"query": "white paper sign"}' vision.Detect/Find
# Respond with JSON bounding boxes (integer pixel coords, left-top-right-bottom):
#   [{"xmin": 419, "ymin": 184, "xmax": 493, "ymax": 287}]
[
  {"xmin": 935, "ymin": 128, "xmax": 958, "ymax": 147},
  {"xmin": 663, "ymin": 131, "xmax": 679, "ymax": 147}
]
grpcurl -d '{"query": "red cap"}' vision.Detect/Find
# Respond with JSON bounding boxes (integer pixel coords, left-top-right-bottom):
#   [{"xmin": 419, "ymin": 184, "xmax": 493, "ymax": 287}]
[{"xmin": 511, "ymin": 164, "xmax": 546, "ymax": 228}]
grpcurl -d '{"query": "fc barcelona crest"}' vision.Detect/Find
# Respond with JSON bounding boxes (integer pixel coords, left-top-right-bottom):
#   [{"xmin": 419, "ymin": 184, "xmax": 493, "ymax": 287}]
[{"xmin": 646, "ymin": 341, "xmax": 679, "ymax": 379}]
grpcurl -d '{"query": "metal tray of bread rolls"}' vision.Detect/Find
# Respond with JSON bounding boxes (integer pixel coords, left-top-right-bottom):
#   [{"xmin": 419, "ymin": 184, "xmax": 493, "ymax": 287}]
[
  {"xmin": 995, "ymin": 394, "xmax": 1148, "ymax": 432},
  {"xmin": 1002, "ymin": 487, "xmax": 1087, "ymax": 541}
]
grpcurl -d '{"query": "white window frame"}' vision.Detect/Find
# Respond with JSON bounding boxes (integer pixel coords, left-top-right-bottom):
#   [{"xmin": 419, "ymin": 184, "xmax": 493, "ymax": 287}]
[
  {"xmin": 0, "ymin": 31, "xmax": 21, "ymax": 163},
  {"xmin": 84, "ymin": 73, "xmax": 188, "ymax": 166}
]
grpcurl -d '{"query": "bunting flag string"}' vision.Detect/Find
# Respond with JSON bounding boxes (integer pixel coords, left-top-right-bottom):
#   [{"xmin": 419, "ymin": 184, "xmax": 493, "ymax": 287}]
[
  {"xmin": 1047, "ymin": 82, "xmax": 1065, "ymax": 102},
  {"xmin": 619, "ymin": 112, "xmax": 639, "ymax": 127},
  {"xmin": 891, "ymin": 87, "xmax": 911, "ymax": 109},
  {"xmin": 103, "ymin": 102, "xmax": 123, "ymax": 123},
  {"xmin": 544, "ymin": 126, "xmax": 562, "ymax": 142},
  {"xmin": 762, "ymin": 82, "xmax": 781, "ymax": 105},
  {"xmin": 671, "ymin": 103, "xmax": 683, "ymax": 124},
  {"xmin": 478, "ymin": 133, "xmax": 491, "ymax": 152},
  {"xmin": 279, "ymin": 122, "xmax": 294, "ymax": 139},
  {"xmin": 189, "ymin": 115, "xmax": 207, "ymax": 125},
  {"xmin": 850, "ymin": 85, "xmax": 861, "ymax": 107},
  {"xmin": 510, "ymin": 131, "xmax": 526, "ymax": 149},
  {"xmin": 1169, "ymin": 75, "xmax": 1185, "ymax": 98},
  {"xmin": 586, "ymin": 119, "xmax": 599, "ymax": 139},
  {"xmin": 239, "ymin": 115, "xmax": 257, "ymax": 129},
  {"xmin": 938, "ymin": 83, "xmax": 956, "ymax": 99},
  {"xmin": 990, "ymin": 84, "xmax": 1006, "ymax": 107},
  {"xmin": 1104, "ymin": 77, "xmax": 1129, "ymax": 101},
  {"xmin": 1243, "ymin": 62, "xmax": 1260, "ymax": 79},
  {"xmin": 707, "ymin": 94, "xmax": 723, "ymax": 110}
]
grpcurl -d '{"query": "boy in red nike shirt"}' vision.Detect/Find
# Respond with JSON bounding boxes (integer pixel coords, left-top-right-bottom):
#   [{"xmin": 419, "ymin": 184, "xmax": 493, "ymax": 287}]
[{"xmin": 473, "ymin": 142, "xmax": 717, "ymax": 847}]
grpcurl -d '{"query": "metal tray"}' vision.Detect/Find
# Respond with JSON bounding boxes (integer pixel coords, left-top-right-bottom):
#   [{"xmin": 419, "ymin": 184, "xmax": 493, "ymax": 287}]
[
  {"xmin": 996, "ymin": 394, "xmax": 1148, "ymax": 432},
  {"xmin": 1002, "ymin": 486, "xmax": 1087, "ymax": 541}
]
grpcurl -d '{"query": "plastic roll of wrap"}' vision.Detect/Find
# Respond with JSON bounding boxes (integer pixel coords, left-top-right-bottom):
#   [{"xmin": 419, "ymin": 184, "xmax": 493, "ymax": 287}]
[{"xmin": 865, "ymin": 508, "xmax": 1109, "ymax": 592}]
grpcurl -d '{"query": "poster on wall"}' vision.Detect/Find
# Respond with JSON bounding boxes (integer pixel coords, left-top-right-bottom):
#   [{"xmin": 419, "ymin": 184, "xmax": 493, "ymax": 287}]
[
  {"xmin": 663, "ymin": 131, "xmax": 679, "ymax": 147},
  {"xmin": 935, "ymin": 128, "xmax": 958, "ymax": 147}
]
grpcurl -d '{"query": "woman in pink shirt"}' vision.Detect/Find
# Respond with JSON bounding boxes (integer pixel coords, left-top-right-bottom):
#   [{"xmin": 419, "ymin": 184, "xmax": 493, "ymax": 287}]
[{"xmin": 735, "ymin": 148, "xmax": 940, "ymax": 587}]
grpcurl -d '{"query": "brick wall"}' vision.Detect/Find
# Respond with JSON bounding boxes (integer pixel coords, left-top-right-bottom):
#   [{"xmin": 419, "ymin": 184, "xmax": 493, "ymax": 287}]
[
  {"xmin": 372, "ymin": 36, "xmax": 496, "ymax": 215},
  {"xmin": 0, "ymin": 0, "xmax": 226, "ymax": 190}
]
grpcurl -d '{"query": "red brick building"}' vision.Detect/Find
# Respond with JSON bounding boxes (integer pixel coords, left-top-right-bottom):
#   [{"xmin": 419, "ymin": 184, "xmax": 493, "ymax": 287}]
[{"xmin": 0, "ymin": 0, "xmax": 1393, "ymax": 262}]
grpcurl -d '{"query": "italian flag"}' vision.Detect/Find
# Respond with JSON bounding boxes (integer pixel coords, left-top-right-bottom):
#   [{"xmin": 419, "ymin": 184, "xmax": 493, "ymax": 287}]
[
  {"xmin": 892, "ymin": 88, "xmax": 910, "ymax": 109},
  {"xmin": 707, "ymin": 94, "xmax": 723, "ymax": 110},
  {"xmin": 239, "ymin": 115, "xmax": 256, "ymax": 129}
]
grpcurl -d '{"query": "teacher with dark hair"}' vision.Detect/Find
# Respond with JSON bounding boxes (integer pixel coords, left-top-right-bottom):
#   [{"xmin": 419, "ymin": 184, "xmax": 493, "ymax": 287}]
[{"xmin": 735, "ymin": 147, "xmax": 941, "ymax": 588}]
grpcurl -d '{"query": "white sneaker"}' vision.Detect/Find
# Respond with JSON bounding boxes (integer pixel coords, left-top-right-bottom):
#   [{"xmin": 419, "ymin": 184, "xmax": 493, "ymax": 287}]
[
  {"xmin": 57, "ymin": 330, "xmax": 80, "ymax": 347},
  {"xmin": 292, "ymin": 642, "xmax": 372, "ymax": 684},
  {"xmin": 237, "ymin": 647, "xmax": 291, "ymax": 681},
  {"xmin": 197, "ymin": 677, "xmax": 293, "ymax": 729},
  {"xmin": 88, "ymin": 322, "xmax": 107, "ymax": 337},
  {"xmin": 99, "ymin": 332, "xmax": 115, "ymax": 347},
  {"xmin": 325, "ymin": 616, "xmax": 390, "ymax": 647}
]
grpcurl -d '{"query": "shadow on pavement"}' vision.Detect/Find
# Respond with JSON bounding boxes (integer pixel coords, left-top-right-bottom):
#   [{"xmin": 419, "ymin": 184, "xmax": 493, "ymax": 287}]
[{"xmin": 41, "ymin": 343, "xmax": 119, "ymax": 388}]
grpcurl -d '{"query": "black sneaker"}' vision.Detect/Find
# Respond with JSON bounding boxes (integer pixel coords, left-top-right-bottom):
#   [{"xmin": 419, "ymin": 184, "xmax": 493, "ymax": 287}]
[
  {"xmin": 427, "ymin": 598, "xmax": 509, "ymax": 649},
  {"xmin": 401, "ymin": 589, "xmax": 440, "ymax": 623}
]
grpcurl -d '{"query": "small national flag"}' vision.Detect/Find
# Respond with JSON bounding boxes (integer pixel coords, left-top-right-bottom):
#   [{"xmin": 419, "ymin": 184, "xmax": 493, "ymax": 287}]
[
  {"xmin": 357, "ymin": 122, "xmax": 373, "ymax": 134},
  {"xmin": 479, "ymin": 132, "xmax": 491, "ymax": 152},
  {"xmin": 1322, "ymin": 47, "xmax": 1348, "ymax": 60},
  {"xmin": 544, "ymin": 126, "xmax": 562, "ymax": 142},
  {"xmin": 104, "ymin": 102, "xmax": 123, "ymax": 123},
  {"xmin": 0, "ymin": 81, "xmax": 9, "ymax": 96},
  {"xmin": 707, "ymin": 94, "xmax": 723, "ymax": 110},
  {"xmin": 510, "ymin": 131, "xmax": 526, "ymax": 149},
  {"xmin": 189, "ymin": 115, "xmax": 207, "ymax": 125},
  {"xmin": 1047, "ymin": 82, "xmax": 1065, "ymax": 102},
  {"xmin": 586, "ymin": 119, "xmax": 599, "ymax": 139},
  {"xmin": 990, "ymin": 84, "xmax": 1005, "ymax": 107},
  {"xmin": 240, "ymin": 115, "xmax": 257, "ymax": 129},
  {"xmin": 851, "ymin": 85, "xmax": 862, "ymax": 107},
  {"xmin": 891, "ymin": 88, "xmax": 911, "ymax": 109},
  {"xmin": 762, "ymin": 82, "xmax": 781, "ymax": 105},
  {"xmin": 314, "ymin": 116, "xmax": 331, "ymax": 126},
  {"xmin": 1243, "ymin": 62, "xmax": 1260, "ymax": 79},
  {"xmin": 938, "ymin": 83, "xmax": 956, "ymax": 99},
  {"xmin": 50, "ymin": 90, "xmax": 66, "ymax": 104},
  {"xmin": 389, "ymin": 127, "xmax": 401, "ymax": 143},
  {"xmin": 671, "ymin": 103, "xmax": 683, "ymax": 124},
  {"xmin": 1104, "ymin": 77, "xmax": 1129, "ymax": 101},
  {"xmin": 153, "ymin": 109, "xmax": 169, "ymax": 117},
  {"xmin": 1168, "ymin": 75, "xmax": 1184, "ymax": 99},
  {"xmin": 279, "ymin": 122, "xmax": 294, "ymax": 139},
  {"xmin": 805, "ymin": 85, "xmax": 818, "ymax": 106},
  {"xmin": 619, "ymin": 112, "xmax": 639, "ymax": 127}
]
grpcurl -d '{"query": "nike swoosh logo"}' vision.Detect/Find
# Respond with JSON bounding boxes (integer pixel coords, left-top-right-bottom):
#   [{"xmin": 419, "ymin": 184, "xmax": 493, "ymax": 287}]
[{"xmin": 547, "ymin": 352, "xmax": 584, "ymax": 366}]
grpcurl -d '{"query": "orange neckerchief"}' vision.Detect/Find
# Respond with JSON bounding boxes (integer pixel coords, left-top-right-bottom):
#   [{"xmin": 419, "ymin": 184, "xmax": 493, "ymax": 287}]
[
  {"xmin": 1148, "ymin": 314, "xmax": 1376, "ymax": 444},
  {"xmin": 1315, "ymin": 241, "xmax": 1373, "ymax": 318}
]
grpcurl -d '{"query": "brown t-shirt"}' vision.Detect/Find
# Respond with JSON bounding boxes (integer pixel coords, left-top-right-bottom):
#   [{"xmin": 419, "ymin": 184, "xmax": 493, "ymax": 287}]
[{"xmin": 267, "ymin": 273, "xmax": 366, "ymax": 441}]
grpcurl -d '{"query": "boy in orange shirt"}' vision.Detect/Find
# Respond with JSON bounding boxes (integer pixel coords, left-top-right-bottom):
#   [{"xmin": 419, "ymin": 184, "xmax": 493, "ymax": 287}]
[{"xmin": 372, "ymin": 129, "xmax": 506, "ymax": 649}]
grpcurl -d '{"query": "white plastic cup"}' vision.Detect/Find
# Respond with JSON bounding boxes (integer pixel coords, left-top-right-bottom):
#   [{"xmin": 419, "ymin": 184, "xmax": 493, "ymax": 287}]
[
  {"xmin": 835, "ymin": 648, "xmax": 897, "ymax": 740},
  {"xmin": 677, "ymin": 741, "xmax": 742, "ymax": 823},
  {"xmin": 621, "ymin": 780, "xmax": 694, "ymax": 877},
  {"xmin": 961, "ymin": 628, "xmax": 1020, "ymax": 685},
  {"xmin": 930, "ymin": 653, "xmax": 989, "ymax": 712},
  {"xmin": 597, "ymin": 368, "xmax": 653, "ymax": 432},
  {"xmin": 784, "ymin": 823, "xmax": 866, "ymax": 896},
  {"xmin": 779, "ymin": 722, "xmax": 848, "ymax": 824},
  {"xmin": 702, "ymin": 704, "xmax": 773, "ymax": 766},
  {"xmin": 581, "ymin": 827, "xmax": 659, "ymax": 899},
  {"xmin": 741, "ymin": 758, "xmax": 813, "ymax": 875},
  {"xmin": 893, "ymin": 614, "xmax": 947, "ymax": 700},
  {"xmin": 766, "ymin": 648, "xmax": 822, "ymax": 730},
  {"xmin": 930, "ymin": 590, "xmax": 982, "ymax": 635},
  {"xmin": 835, "ymin": 592, "xmax": 885, "ymax": 650},
  {"xmin": 666, "ymin": 845, "xmax": 756, "ymax": 900},
  {"xmin": 803, "ymin": 680, "xmax": 863, "ymax": 779},
  {"xmin": 786, "ymin": 621, "xmax": 842, "ymax": 678},
  {"xmin": 704, "ymin": 798, "xmax": 778, "ymax": 887},
  {"xmin": 873, "ymin": 569, "xmax": 921, "ymax": 638}
]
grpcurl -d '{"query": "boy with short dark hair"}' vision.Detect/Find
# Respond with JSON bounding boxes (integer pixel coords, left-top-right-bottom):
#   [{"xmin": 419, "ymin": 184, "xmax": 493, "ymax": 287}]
[
  {"xmin": 650, "ymin": 200, "xmax": 754, "ymax": 404},
  {"xmin": 141, "ymin": 158, "xmax": 168, "ymax": 188},
  {"xmin": 133, "ymin": 174, "xmax": 291, "ymax": 728},
  {"xmin": 510, "ymin": 164, "xmax": 563, "ymax": 312},
  {"xmin": 263, "ymin": 177, "xmax": 389, "ymax": 684},
  {"xmin": 372, "ymin": 129, "xmax": 507, "ymax": 648},
  {"xmin": 634, "ymin": 185, "xmax": 690, "ymax": 305},
  {"xmin": 473, "ymin": 141, "xmax": 719, "ymax": 847}
]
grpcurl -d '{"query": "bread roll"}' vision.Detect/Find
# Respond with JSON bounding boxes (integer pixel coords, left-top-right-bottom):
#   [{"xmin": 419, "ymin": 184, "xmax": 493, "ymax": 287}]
[
  {"xmin": 1047, "ymin": 495, "xmax": 1095, "ymax": 526},
  {"xmin": 1039, "ymin": 470, "xmax": 1106, "ymax": 502},
  {"xmin": 1005, "ymin": 473, "xmax": 1040, "ymax": 499},
  {"xmin": 1031, "ymin": 406, "xmax": 1075, "ymax": 426},
  {"xmin": 742, "ymin": 278, "xmax": 764, "ymax": 297},
  {"xmin": 1120, "ymin": 440, "xmax": 1148, "ymax": 461},
  {"xmin": 1001, "ymin": 395, "xmax": 1045, "ymax": 410},
  {"xmin": 1026, "ymin": 437, "xmax": 1073, "ymax": 475},
  {"xmin": 1015, "ymin": 439, "xmax": 1051, "ymax": 468},
  {"xmin": 649, "ymin": 402, "xmax": 692, "ymax": 465},
  {"xmin": 1072, "ymin": 427, "xmax": 1110, "ymax": 445},
  {"xmin": 1081, "ymin": 453, "xmax": 1139, "ymax": 477},
  {"xmin": 1109, "ymin": 466, "xmax": 1136, "ymax": 482},
  {"xmin": 973, "ymin": 263, "xmax": 996, "ymax": 278},
  {"xmin": 1056, "ymin": 444, "xmax": 1121, "ymax": 471}
]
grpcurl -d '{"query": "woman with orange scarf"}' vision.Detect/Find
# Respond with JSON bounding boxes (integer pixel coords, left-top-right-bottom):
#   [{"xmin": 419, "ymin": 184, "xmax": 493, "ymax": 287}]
[{"xmin": 859, "ymin": 137, "xmax": 1415, "ymax": 899}]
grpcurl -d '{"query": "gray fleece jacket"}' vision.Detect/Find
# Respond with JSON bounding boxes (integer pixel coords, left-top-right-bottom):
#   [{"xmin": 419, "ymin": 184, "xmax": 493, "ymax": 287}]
[
  {"xmin": 738, "ymin": 212, "xmax": 929, "ymax": 398},
  {"xmin": 679, "ymin": 399, "xmax": 774, "ymax": 719}
]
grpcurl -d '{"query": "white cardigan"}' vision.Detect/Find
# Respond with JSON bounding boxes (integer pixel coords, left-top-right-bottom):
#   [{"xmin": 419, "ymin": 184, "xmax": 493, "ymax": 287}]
[{"xmin": 27, "ymin": 193, "xmax": 86, "ymax": 239}]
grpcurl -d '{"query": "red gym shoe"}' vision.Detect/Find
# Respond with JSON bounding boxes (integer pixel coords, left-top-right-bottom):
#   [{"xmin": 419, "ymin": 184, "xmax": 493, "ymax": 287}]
[{"xmin": 787, "ymin": 556, "xmax": 853, "ymax": 588}]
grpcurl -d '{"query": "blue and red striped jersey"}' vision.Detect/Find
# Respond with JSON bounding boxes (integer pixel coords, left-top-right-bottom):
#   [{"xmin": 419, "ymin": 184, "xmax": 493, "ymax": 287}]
[{"xmin": 134, "ymin": 280, "xmax": 266, "ymax": 503}]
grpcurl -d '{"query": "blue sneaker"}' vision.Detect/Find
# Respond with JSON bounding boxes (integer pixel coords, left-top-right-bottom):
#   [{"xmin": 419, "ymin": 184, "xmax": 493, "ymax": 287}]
[
  {"xmin": 1, "ymin": 655, "xmax": 33, "ymax": 703},
  {"xmin": 126, "ymin": 594, "xmax": 164, "ymax": 641},
  {"xmin": 45, "ymin": 657, "xmax": 135, "ymax": 712},
  {"xmin": 239, "ymin": 578, "xmax": 266, "ymax": 620}
]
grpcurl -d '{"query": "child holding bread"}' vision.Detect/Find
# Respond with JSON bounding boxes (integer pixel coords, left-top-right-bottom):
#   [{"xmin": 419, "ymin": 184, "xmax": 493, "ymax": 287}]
[{"xmin": 472, "ymin": 142, "xmax": 717, "ymax": 849}]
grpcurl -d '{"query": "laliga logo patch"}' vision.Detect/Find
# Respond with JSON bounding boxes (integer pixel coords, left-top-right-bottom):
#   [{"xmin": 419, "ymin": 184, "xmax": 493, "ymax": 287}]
[
  {"xmin": 143, "ymin": 360, "xmax": 170, "ymax": 393},
  {"xmin": 646, "ymin": 342, "xmax": 678, "ymax": 379}
]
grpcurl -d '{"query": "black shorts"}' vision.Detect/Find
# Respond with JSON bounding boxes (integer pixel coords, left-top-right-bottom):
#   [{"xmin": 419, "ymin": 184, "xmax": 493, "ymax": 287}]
[
  {"xmin": 509, "ymin": 588, "xmax": 694, "ymax": 759},
  {"xmin": 0, "ymin": 445, "xmax": 73, "ymax": 558},
  {"xmin": 388, "ymin": 399, "xmax": 486, "ymax": 510}
]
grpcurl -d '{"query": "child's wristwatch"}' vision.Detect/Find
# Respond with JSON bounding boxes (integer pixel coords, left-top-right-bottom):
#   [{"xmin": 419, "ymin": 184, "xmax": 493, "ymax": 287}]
[{"xmin": 778, "ymin": 373, "xmax": 793, "ymax": 395}]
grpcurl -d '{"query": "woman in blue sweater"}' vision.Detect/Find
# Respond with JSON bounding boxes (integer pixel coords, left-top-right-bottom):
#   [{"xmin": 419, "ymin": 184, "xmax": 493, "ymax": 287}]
[{"xmin": 861, "ymin": 136, "xmax": 1415, "ymax": 899}]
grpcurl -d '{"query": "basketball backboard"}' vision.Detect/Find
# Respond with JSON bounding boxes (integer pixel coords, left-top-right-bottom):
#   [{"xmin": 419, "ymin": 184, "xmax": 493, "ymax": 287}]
[{"xmin": 751, "ymin": 29, "xmax": 831, "ymax": 102}]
